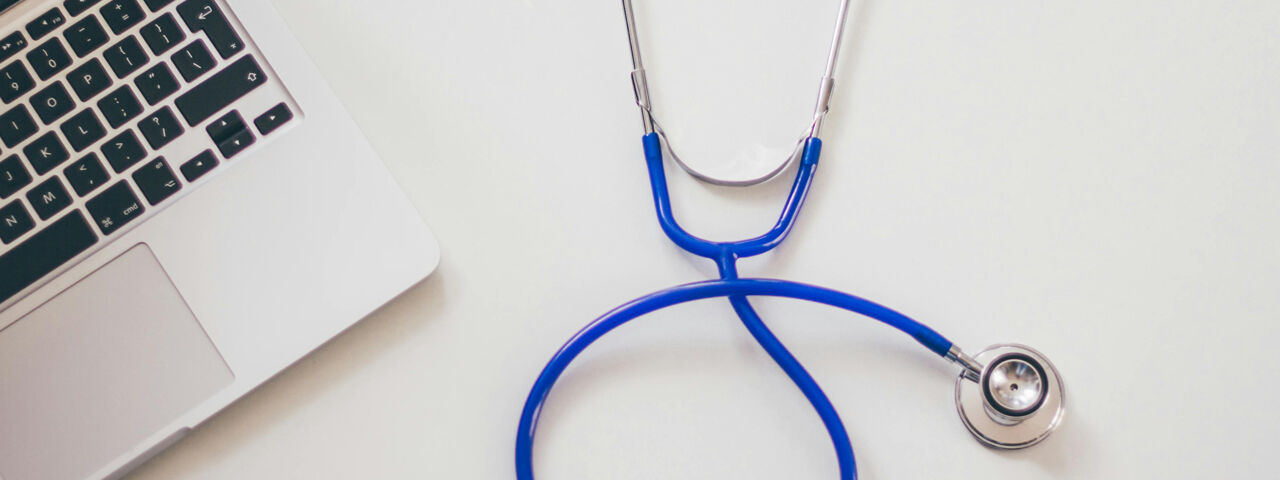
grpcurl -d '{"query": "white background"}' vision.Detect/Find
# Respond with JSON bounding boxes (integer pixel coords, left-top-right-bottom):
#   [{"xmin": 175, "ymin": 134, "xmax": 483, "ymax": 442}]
[{"xmin": 130, "ymin": 0, "xmax": 1279, "ymax": 478}]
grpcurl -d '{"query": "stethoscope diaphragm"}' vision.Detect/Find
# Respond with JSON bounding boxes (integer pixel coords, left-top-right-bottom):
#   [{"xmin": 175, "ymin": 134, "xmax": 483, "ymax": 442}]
[{"xmin": 955, "ymin": 344, "xmax": 1066, "ymax": 449}]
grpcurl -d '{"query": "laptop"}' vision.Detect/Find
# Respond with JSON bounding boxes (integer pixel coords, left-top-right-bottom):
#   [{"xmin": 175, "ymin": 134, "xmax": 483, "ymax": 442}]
[{"xmin": 0, "ymin": 0, "xmax": 440, "ymax": 478}]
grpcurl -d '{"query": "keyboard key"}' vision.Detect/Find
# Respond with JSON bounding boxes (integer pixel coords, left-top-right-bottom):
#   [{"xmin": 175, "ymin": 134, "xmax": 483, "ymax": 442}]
[
  {"xmin": 177, "ymin": 0, "xmax": 243, "ymax": 59},
  {"xmin": 175, "ymin": 55, "xmax": 266, "ymax": 125},
  {"xmin": 205, "ymin": 109, "xmax": 242, "ymax": 142},
  {"xmin": 0, "ymin": 32, "xmax": 28, "ymax": 65},
  {"xmin": 27, "ymin": 39, "xmax": 72, "ymax": 80},
  {"xmin": 0, "ymin": 155, "xmax": 31, "ymax": 198},
  {"xmin": 0, "ymin": 105, "xmax": 37, "ymax": 147},
  {"xmin": 216, "ymin": 125, "xmax": 253, "ymax": 158},
  {"xmin": 97, "ymin": 85, "xmax": 143, "ymax": 128},
  {"xmin": 255, "ymin": 103, "xmax": 292, "ymax": 136},
  {"xmin": 65, "ymin": 15, "xmax": 109, "ymax": 57},
  {"xmin": 31, "ymin": 82, "xmax": 74, "ymax": 124},
  {"xmin": 86, "ymin": 180, "xmax": 144, "ymax": 235},
  {"xmin": 23, "ymin": 131, "xmax": 70, "ymax": 175},
  {"xmin": 138, "ymin": 106, "xmax": 182, "ymax": 149},
  {"xmin": 26, "ymin": 8, "xmax": 67, "ymax": 41},
  {"xmin": 0, "ymin": 210, "xmax": 97, "ymax": 303},
  {"xmin": 61, "ymin": 108, "xmax": 107, "ymax": 151},
  {"xmin": 0, "ymin": 199, "xmax": 34, "ymax": 243},
  {"xmin": 141, "ymin": 13, "xmax": 184, "ymax": 55},
  {"xmin": 26, "ymin": 176, "xmax": 71, "ymax": 220},
  {"xmin": 68, "ymin": 58, "xmax": 111, "ymax": 101},
  {"xmin": 132, "ymin": 157, "xmax": 180, "ymax": 205},
  {"xmin": 101, "ymin": 129, "xmax": 145, "ymax": 172},
  {"xmin": 171, "ymin": 39, "xmax": 214, "ymax": 82},
  {"xmin": 64, "ymin": 153, "xmax": 109, "ymax": 196},
  {"xmin": 179, "ymin": 149, "xmax": 216, "ymax": 181},
  {"xmin": 102, "ymin": 0, "xmax": 146, "ymax": 34},
  {"xmin": 143, "ymin": 0, "xmax": 174, "ymax": 11},
  {"xmin": 134, "ymin": 63, "xmax": 178, "ymax": 105},
  {"xmin": 104, "ymin": 35, "xmax": 148, "ymax": 78},
  {"xmin": 0, "ymin": 61, "xmax": 35, "ymax": 103},
  {"xmin": 66, "ymin": 0, "xmax": 106, "ymax": 17}
]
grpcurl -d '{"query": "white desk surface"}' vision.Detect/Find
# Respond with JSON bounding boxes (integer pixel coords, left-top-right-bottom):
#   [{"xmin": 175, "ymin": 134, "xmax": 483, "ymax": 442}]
[{"xmin": 129, "ymin": 1, "xmax": 1279, "ymax": 478}]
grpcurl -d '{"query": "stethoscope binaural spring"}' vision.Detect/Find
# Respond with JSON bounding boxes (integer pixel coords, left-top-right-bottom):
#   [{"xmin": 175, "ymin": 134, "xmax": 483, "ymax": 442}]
[{"xmin": 515, "ymin": 1, "xmax": 1066, "ymax": 478}]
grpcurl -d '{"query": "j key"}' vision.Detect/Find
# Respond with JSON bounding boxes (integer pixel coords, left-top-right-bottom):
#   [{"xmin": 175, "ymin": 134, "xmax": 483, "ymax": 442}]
[
  {"xmin": 102, "ymin": 129, "xmax": 146, "ymax": 172},
  {"xmin": 97, "ymin": 85, "xmax": 143, "ymax": 128},
  {"xmin": 0, "ymin": 32, "xmax": 28, "ymax": 65},
  {"xmin": 27, "ymin": 39, "xmax": 72, "ymax": 80},
  {"xmin": 0, "ymin": 105, "xmax": 37, "ymax": 148},
  {"xmin": 86, "ymin": 181, "xmax": 144, "ymax": 235},
  {"xmin": 68, "ymin": 59, "xmax": 111, "ymax": 101},
  {"xmin": 66, "ymin": 0, "xmax": 106, "ymax": 17},
  {"xmin": 175, "ymin": 55, "xmax": 266, "ymax": 125},
  {"xmin": 206, "ymin": 109, "xmax": 242, "ymax": 143},
  {"xmin": 0, "ymin": 62, "xmax": 34, "ymax": 103},
  {"xmin": 65, "ymin": 15, "xmax": 109, "ymax": 57},
  {"xmin": 102, "ymin": 0, "xmax": 146, "ymax": 35},
  {"xmin": 141, "ymin": 13, "xmax": 184, "ymax": 55},
  {"xmin": 26, "ymin": 176, "xmax": 71, "ymax": 220},
  {"xmin": 138, "ymin": 106, "xmax": 182, "ymax": 149},
  {"xmin": 61, "ymin": 109, "xmax": 107, "ymax": 151},
  {"xmin": 177, "ymin": 0, "xmax": 243, "ymax": 59},
  {"xmin": 65, "ymin": 153, "xmax": 109, "ymax": 196},
  {"xmin": 0, "ymin": 200, "xmax": 34, "ymax": 244},
  {"xmin": 104, "ymin": 36, "xmax": 148, "ymax": 78},
  {"xmin": 26, "ymin": 8, "xmax": 66, "ymax": 41},
  {"xmin": 255, "ymin": 103, "xmax": 293, "ymax": 136},
  {"xmin": 134, "ymin": 63, "xmax": 179, "ymax": 105},
  {"xmin": 132, "ymin": 157, "xmax": 180, "ymax": 205},
  {"xmin": 0, "ymin": 210, "xmax": 98, "ymax": 303},
  {"xmin": 23, "ymin": 132, "xmax": 70, "ymax": 175},
  {"xmin": 171, "ymin": 39, "xmax": 214, "ymax": 82},
  {"xmin": 179, "ymin": 149, "xmax": 216, "ymax": 181},
  {"xmin": 216, "ymin": 126, "xmax": 253, "ymax": 159},
  {"xmin": 143, "ymin": 0, "xmax": 174, "ymax": 11},
  {"xmin": 0, "ymin": 154, "xmax": 32, "ymax": 198},
  {"xmin": 31, "ymin": 82, "xmax": 74, "ymax": 124}
]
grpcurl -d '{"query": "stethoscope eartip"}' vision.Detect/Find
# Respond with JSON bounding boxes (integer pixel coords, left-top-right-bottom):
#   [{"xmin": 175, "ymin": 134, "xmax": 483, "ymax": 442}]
[{"xmin": 955, "ymin": 344, "xmax": 1065, "ymax": 449}]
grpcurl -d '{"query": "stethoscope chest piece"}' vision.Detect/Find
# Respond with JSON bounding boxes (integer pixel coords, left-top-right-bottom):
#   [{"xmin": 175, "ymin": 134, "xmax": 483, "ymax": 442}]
[{"xmin": 955, "ymin": 344, "xmax": 1065, "ymax": 449}]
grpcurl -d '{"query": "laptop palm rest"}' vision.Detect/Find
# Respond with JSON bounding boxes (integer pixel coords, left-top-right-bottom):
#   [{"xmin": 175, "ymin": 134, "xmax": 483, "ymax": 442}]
[{"xmin": 0, "ymin": 245, "xmax": 233, "ymax": 480}]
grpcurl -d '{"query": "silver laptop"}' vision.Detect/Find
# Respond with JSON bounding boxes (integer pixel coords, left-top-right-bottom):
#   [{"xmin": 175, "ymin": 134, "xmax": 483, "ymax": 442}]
[{"xmin": 0, "ymin": 0, "xmax": 440, "ymax": 478}]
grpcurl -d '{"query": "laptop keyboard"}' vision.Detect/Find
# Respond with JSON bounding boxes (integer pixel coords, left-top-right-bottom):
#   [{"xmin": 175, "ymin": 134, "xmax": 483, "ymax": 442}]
[{"xmin": 0, "ymin": 0, "xmax": 298, "ymax": 306}]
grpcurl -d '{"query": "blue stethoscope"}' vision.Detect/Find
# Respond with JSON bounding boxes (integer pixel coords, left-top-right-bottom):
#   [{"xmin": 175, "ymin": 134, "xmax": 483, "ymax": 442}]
[{"xmin": 516, "ymin": 1, "xmax": 1067, "ymax": 478}]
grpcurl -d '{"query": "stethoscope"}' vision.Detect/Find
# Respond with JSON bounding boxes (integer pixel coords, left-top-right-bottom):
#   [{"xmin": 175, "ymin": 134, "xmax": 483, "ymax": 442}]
[{"xmin": 516, "ymin": 1, "xmax": 1066, "ymax": 478}]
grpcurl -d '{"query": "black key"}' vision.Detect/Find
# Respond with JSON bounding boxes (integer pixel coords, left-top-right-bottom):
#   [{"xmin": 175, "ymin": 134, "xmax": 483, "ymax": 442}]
[
  {"xmin": 177, "ymin": 0, "xmax": 243, "ymax": 59},
  {"xmin": 23, "ymin": 132, "xmax": 70, "ymax": 175},
  {"xmin": 26, "ymin": 8, "xmax": 67, "ymax": 41},
  {"xmin": 0, "ymin": 210, "xmax": 98, "ymax": 303},
  {"xmin": 141, "ymin": 13, "xmax": 184, "ymax": 55},
  {"xmin": 64, "ymin": 153, "xmax": 109, "ymax": 196},
  {"xmin": 86, "ymin": 181, "xmax": 143, "ymax": 235},
  {"xmin": 101, "ymin": 129, "xmax": 145, "ymax": 172},
  {"xmin": 175, "ymin": 55, "xmax": 265, "ymax": 125},
  {"xmin": 65, "ymin": 15, "xmax": 109, "ymax": 57},
  {"xmin": 138, "ymin": 106, "xmax": 182, "ymax": 149},
  {"xmin": 0, "ymin": 32, "xmax": 28, "ymax": 65},
  {"xmin": 0, "ymin": 200, "xmax": 34, "ymax": 244},
  {"xmin": 67, "ymin": 58, "xmax": 111, "ymax": 101},
  {"xmin": 104, "ymin": 35, "xmax": 148, "ymax": 78},
  {"xmin": 66, "ymin": 0, "xmax": 106, "ymax": 17},
  {"xmin": 179, "ymin": 149, "xmax": 216, "ymax": 181},
  {"xmin": 132, "ymin": 157, "xmax": 180, "ymax": 205},
  {"xmin": 96, "ymin": 85, "xmax": 143, "ymax": 128},
  {"xmin": 0, "ymin": 105, "xmax": 37, "ymax": 147},
  {"xmin": 216, "ymin": 126, "xmax": 252, "ymax": 158},
  {"xmin": 171, "ymin": 39, "xmax": 213, "ymax": 82},
  {"xmin": 60, "ymin": 108, "xmax": 107, "ymax": 151},
  {"xmin": 134, "ymin": 63, "xmax": 178, "ymax": 105},
  {"xmin": 26, "ymin": 176, "xmax": 71, "ymax": 220},
  {"xmin": 0, "ymin": 154, "xmax": 31, "ymax": 198},
  {"xmin": 101, "ymin": 0, "xmax": 146, "ymax": 34},
  {"xmin": 143, "ymin": 0, "xmax": 174, "ymax": 11},
  {"xmin": 27, "ymin": 39, "xmax": 72, "ymax": 80},
  {"xmin": 255, "ymin": 103, "xmax": 292, "ymax": 136},
  {"xmin": 0, "ymin": 62, "xmax": 35, "ymax": 103},
  {"xmin": 31, "ymin": 82, "xmax": 74, "ymax": 124},
  {"xmin": 205, "ymin": 109, "xmax": 242, "ymax": 142}
]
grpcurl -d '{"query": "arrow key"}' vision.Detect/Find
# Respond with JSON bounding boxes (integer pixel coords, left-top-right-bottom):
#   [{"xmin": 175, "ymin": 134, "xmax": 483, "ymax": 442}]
[
  {"xmin": 254, "ymin": 103, "xmax": 292, "ymax": 136},
  {"xmin": 216, "ymin": 126, "xmax": 254, "ymax": 159},
  {"xmin": 179, "ymin": 149, "xmax": 217, "ymax": 182}
]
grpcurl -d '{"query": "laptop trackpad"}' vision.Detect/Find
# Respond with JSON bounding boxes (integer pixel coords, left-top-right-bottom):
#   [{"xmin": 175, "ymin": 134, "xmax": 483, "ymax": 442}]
[{"xmin": 0, "ymin": 245, "xmax": 233, "ymax": 480}]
